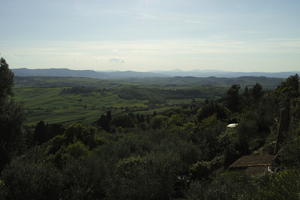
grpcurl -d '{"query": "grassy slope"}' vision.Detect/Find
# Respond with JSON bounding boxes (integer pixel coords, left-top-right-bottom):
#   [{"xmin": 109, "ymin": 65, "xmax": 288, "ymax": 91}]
[
  {"xmin": 14, "ymin": 87, "xmax": 149, "ymax": 125},
  {"xmin": 13, "ymin": 86, "xmax": 197, "ymax": 125}
]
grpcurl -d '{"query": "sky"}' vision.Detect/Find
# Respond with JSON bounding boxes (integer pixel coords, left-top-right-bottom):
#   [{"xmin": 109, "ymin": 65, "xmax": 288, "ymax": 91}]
[{"xmin": 0, "ymin": 0, "xmax": 300, "ymax": 72}]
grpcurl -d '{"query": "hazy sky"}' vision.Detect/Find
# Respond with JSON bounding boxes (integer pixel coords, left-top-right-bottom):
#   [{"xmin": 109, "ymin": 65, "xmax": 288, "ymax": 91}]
[{"xmin": 1, "ymin": 0, "xmax": 300, "ymax": 72}]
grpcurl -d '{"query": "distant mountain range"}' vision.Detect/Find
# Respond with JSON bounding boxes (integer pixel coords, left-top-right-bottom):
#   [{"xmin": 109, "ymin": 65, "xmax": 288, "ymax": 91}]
[
  {"xmin": 156, "ymin": 70, "xmax": 300, "ymax": 78},
  {"xmin": 12, "ymin": 68, "xmax": 166, "ymax": 79},
  {"xmin": 12, "ymin": 68, "xmax": 300, "ymax": 79}
]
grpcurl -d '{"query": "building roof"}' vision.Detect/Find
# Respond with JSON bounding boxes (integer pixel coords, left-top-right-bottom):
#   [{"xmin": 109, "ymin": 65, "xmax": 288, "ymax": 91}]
[{"xmin": 229, "ymin": 154, "xmax": 275, "ymax": 169}]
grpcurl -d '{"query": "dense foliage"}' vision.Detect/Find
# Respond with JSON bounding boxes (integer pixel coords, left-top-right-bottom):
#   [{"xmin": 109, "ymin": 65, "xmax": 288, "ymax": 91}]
[{"xmin": 0, "ymin": 58, "xmax": 299, "ymax": 199}]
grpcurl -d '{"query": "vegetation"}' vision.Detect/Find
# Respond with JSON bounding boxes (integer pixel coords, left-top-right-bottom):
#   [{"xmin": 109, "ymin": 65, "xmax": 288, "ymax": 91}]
[
  {"xmin": 13, "ymin": 75, "xmax": 282, "ymax": 125},
  {"xmin": 0, "ymin": 58, "xmax": 300, "ymax": 199}
]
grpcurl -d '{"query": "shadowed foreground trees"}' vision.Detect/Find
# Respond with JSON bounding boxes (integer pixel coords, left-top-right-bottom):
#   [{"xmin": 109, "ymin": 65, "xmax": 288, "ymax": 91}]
[{"xmin": 0, "ymin": 58, "xmax": 24, "ymax": 170}]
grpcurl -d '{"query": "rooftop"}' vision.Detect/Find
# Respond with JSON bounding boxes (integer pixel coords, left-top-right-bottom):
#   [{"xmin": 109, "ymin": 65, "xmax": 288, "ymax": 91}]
[{"xmin": 229, "ymin": 154, "xmax": 275, "ymax": 168}]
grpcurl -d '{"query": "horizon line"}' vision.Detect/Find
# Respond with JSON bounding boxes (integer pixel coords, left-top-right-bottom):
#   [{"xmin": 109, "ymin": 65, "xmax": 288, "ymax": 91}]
[{"xmin": 10, "ymin": 67, "xmax": 300, "ymax": 74}]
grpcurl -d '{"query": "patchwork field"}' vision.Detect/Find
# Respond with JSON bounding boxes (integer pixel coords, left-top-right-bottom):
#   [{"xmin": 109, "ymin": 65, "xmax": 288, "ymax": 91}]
[{"xmin": 13, "ymin": 76, "xmax": 281, "ymax": 125}]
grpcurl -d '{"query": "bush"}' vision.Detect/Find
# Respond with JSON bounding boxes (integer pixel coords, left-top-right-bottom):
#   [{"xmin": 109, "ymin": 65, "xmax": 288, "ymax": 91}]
[{"xmin": 1, "ymin": 158, "xmax": 63, "ymax": 200}]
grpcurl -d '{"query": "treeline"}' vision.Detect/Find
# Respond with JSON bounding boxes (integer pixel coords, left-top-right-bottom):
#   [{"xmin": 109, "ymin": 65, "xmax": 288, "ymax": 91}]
[
  {"xmin": 58, "ymin": 85, "xmax": 226, "ymax": 107},
  {"xmin": 117, "ymin": 87, "xmax": 225, "ymax": 102},
  {"xmin": 15, "ymin": 76, "xmax": 283, "ymax": 89},
  {"xmin": 60, "ymin": 86, "xmax": 100, "ymax": 95},
  {"xmin": 53, "ymin": 84, "xmax": 226, "ymax": 104},
  {"xmin": 0, "ymin": 58, "xmax": 300, "ymax": 199}
]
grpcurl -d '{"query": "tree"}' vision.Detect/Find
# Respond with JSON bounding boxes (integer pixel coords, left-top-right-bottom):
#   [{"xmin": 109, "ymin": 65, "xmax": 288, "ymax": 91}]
[
  {"xmin": 257, "ymin": 170, "xmax": 300, "ymax": 200},
  {"xmin": 197, "ymin": 101, "xmax": 229, "ymax": 122},
  {"xmin": 0, "ymin": 58, "xmax": 14, "ymax": 103},
  {"xmin": 151, "ymin": 115, "xmax": 167, "ymax": 129},
  {"xmin": 225, "ymin": 84, "xmax": 240, "ymax": 112},
  {"xmin": 243, "ymin": 86, "xmax": 249, "ymax": 98},
  {"xmin": 1, "ymin": 158, "xmax": 63, "ymax": 200},
  {"xmin": 190, "ymin": 161, "xmax": 211, "ymax": 180},
  {"xmin": 277, "ymin": 74, "xmax": 299, "ymax": 99},
  {"xmin": 96, "ymin": 111, "xmax": 112, "ymax": 132},
  {"xmin": 34, "ymin": 121, "xmax": 47, "ymax": 145},
  {"xmin": 111, "ymin": 114, "xmax": 135, "ymax": 129},
  {"xmin": 251, "ymin": 83, "xmax": 263, "ymax": 100},
  {"xmin": 0, "ymin": 58, "xmax": 24, "ymax": 170}
]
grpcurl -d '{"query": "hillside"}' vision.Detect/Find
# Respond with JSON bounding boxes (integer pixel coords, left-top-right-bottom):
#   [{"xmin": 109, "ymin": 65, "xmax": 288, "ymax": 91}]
[
  {"xmin": 14, "ymin": 76, "xmax": 283, "ymax": 88},
  {"xmin": 12, "ymin": 68, "xmax": 299, "ymax": 79},
  {"xmin": 1, "ymin": 59, "xmax": 300, "ymax": 200}
]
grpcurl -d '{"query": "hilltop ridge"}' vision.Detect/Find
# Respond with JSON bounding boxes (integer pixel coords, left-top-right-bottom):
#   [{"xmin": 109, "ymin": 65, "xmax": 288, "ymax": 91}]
[{"xmin": 12, "ymin": 68, "xmax": 299, "ymax": 79}]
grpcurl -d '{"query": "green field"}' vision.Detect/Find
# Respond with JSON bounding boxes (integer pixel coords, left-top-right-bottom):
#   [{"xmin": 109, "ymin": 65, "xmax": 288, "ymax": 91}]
[
  {"xmin": 13, "ymin": 77, "xmax": 218, "ymax": 125},
  {"xmin": 14, "ymin": 87, "xmax": 150, "ymax": 125},
  {"xmin": 13, "ymin": 76, "xmax": 281, "ymax": 125}
]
